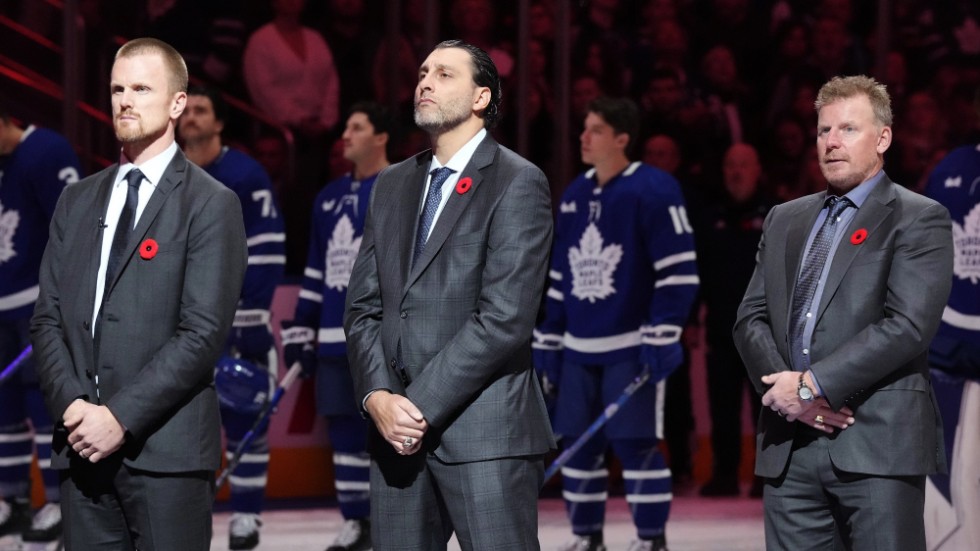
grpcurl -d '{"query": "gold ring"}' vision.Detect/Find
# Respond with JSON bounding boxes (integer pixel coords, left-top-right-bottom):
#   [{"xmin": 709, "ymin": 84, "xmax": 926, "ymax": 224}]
[{"xmin": 814, "ymin": 415, "xmax": 825, "ymax": 424}]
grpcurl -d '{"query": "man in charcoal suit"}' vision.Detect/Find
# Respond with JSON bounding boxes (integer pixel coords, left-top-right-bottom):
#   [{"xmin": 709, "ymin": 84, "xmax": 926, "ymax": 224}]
[
  {"xmin": 344, "ymin": 40, "xmax": 554, "ymax": 550},
  {"xmin": 31, "ymin": 37, "xmax": 246, "ymax": 550},
  {"xmin": 734, "ymin": 75, "xmax": 953, "ymax": 550}
]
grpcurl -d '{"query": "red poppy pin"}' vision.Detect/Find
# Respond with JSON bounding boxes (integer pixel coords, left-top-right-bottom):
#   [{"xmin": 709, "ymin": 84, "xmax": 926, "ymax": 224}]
[
  {"xmin": 139, "ymin": 238, "xmax": 159, "ymax": 260},
  {"xmin": 455, "ymin": 176, "xmax": 473, "ymax": 195},
  {"xmin": 850, "ymin": 228, "xmax": 868, "ymax": 245}
]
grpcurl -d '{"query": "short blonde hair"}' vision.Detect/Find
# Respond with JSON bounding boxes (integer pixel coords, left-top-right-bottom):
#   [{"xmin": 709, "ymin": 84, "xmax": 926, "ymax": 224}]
[
  {"xmin": 115, "ymin": 37, "xmax": 188, "ymax": 94},
  {"xmin": 815, "ymin": 75, "xmax": 892, "ymax": 127}
]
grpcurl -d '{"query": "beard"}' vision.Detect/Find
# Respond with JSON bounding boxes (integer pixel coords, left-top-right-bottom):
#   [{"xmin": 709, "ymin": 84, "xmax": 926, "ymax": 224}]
[
  {"xmin": 414, "ymin": 95, "xmax": 470, "ymax": 134},
  {"xmin": 114, "ymin": 113, "xmax": 148, "ymax": 144}
]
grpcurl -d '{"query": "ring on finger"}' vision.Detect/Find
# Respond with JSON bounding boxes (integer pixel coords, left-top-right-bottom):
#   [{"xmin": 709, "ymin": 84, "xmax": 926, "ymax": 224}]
[
  {"xmin": 814, "ymin": 414, "xmax": 825, "ymax": 424},
  {"xmin": 404, "ymin": 437, "xmax": 414, "ymax": 447}
]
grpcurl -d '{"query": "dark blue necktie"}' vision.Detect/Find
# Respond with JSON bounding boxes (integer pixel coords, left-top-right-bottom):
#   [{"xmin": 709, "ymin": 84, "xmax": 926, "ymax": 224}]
[
  {"xmin": 789, "ymin": 196, "xmax": 852, "ymax": 368},
  {"xmin": 413, "ymin": 167, "xmax": 454, "ymax": 264},
  {"xmin": 105, "ymin": 168, "xmax": 142, "ymax": 292}
]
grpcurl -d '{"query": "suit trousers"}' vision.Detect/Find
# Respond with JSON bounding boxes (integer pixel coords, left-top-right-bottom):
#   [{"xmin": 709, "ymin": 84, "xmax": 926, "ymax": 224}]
[
  {"xmin": 60, "ymin": 455, "xmax": 213, "ymax": 551},
  {"xmin": 763, "ymin": 432, "xmax": 926, "ymax": 551},
  {"xmin": 369, "ymin": 452, "xmax": 544, "ymax": 550}
]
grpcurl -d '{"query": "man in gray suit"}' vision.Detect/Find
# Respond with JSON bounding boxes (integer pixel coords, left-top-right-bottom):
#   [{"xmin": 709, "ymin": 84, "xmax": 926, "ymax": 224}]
[
  {"xmin": 734, "ymin": 75, "xmax": 954, "ymax": 550},
  {"xmin": 31, "ymin": 38, "xmax": 247, "ymax": 550},
  {"xmin": 344, "ymin": 40, "xmax": 554, "ymax": 550}
]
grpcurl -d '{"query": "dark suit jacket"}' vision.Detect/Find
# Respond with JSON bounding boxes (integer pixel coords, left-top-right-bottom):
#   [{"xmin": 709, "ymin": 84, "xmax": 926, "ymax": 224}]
[
  {"xmin": 31, "ymin": 149, "xmax": 247, "ymax": 473},
  {"xmin": 734, "ymin": 176, "xmax": 953, "ymax": 478},
  {"xmin": 344, "ymin": 135, "xmax": 556, "ymax": 466}
]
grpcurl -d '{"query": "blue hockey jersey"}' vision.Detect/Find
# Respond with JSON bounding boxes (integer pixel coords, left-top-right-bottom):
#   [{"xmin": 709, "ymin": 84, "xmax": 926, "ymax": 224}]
[
  {"xmin": 535, "ymin": 161, "xmax": 699, "ymax": 365},
  {"xmin": 924, "ymin": 144, "xmax": 980, "ymax": 377},
  {"xmin": 204, "ymin": 147, "xmax": 285, "ymax": 345},
  {"xmin": 293, "ymin": 171, "xmax": 378, "ymax": 357},
  {"xmin": 0, "ymin": 126, "xmax": 81, "ymax": 321}
]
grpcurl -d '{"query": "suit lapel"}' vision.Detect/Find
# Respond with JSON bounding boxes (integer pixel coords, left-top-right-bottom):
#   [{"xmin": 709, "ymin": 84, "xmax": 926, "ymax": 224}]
[
  {"xmin": 104, "ymin": 151, "xmax": 185, "ymax": 296},
  {"xmin": 394, "ymin": 152, "xmax": 432, "ymax": 289},
  {"xmin": 784, "ymin": 194, "xmax": 826, "ymax": 304},
  {"xmin": 80, "ymin": 168, "xmax": 119, "ymax": 322},
  {"xmin": 814, "ymin": 179, "xmax": 895, "ymax": 323},
  {"xmin": 405, "ymin": 136, "xmax": 496, "ymax": 289}
]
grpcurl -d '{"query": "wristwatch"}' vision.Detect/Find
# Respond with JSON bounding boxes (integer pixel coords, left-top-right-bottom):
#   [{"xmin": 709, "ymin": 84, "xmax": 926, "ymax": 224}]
[{"xmin": 798, "ymin": 372, "xmax": 815, "ymax": 402}]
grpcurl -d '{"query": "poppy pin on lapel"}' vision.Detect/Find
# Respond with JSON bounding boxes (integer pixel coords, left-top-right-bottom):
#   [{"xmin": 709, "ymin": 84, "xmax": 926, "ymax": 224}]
[
  {"xmin": 455, "ymin": 177, "xmax": 472, "ymax": 195},
  {"xmin": 140, "ymin": 238, "xmax": 159, "ymax": 260},
  {"xmin": 850, "ymin": 228, "xmax": 867, "ymax": 245}
]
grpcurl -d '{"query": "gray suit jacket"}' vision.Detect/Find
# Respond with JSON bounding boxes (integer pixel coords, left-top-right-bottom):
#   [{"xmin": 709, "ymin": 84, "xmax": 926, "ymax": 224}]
[
  {"xmin": 344, "ymin": 135, "xmax": 556, "ymax": 466},
  {"xmin": 31, "ymin": 149, "xmax": 247, "ymax": 473},
  {"xmin": 734, "ymin": 176, "xmax": 953, "ymax": 478}
]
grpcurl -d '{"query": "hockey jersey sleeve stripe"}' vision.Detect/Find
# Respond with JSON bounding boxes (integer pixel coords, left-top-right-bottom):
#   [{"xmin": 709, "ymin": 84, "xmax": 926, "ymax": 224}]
[
  {"xmin": 549, "ymin": 269, "xmax": 563, "ymax": 281},
  {"xmin": 654, "ymin": 275, "xmax": 700, "ymax": 288},
  {"xmin": 532, "ymin": 329, "xmax": 563, "ymax": 349},
  {"xmin": 299, "ymin": 289, "xmax": 323, "ymax": 303},
  {"xmin": 304, "ymin": 267, "xmax": 324, "ymax": 280},
  {"xmin": 943, "ymin": 306, "xmax": 980, "ymax": 331},
  {"xmin": 281, "ymin": 325, "xmax": 315, "ymax": 344},
  {"xmin": 318, "ymin": 327, "xmax": 346, "ymax": 344},
  {"xmin": 653, "ymin": 251, "xmax": 697, "ymax": 271},
  {"xmin": 564, "ymin": 330, "xmax": 642, "ymax": 353},
  {"xmin": 547, "ymin": 287, "xmax": 564, "ymax": 301},
  {"xmin": 246, "ymin": 232, "xmax": 286, "ymax": 247},
  {"xmin": 248, "ymin": 255, "xmax": 287, "ymax": 265},
  {"xmin": 0, "ymin": 286, "xmax": 40, "ymax": 311},
  {"xmin": 234, "ymin": 309, "xmax": 271, "ymax": 327}
]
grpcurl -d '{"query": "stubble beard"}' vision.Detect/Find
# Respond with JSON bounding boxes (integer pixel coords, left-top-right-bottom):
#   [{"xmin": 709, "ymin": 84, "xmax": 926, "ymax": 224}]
[{"xmin": 414, "ymin": 98, "xmax": 470, "ymax": 135}]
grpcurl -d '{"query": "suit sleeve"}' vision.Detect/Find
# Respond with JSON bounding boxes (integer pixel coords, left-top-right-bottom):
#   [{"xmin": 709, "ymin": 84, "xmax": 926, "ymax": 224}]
[
  {"xmin": 733, "ymin": 205, "xmax": 793, "ymax": 395},
  {"xmin": 404, "ymin": 165, "xmax": 554, "ymax": 428},
  {"xmin": 107, "ymin": 187, "xmax": 248, "ymax": 439},
  {"xmin": 345, "ymin": 181, "xmax": 403, "ymax": 403},
  {"xmin": 30, "ymin": 186, "xmax": 89, "ymax": 419}
]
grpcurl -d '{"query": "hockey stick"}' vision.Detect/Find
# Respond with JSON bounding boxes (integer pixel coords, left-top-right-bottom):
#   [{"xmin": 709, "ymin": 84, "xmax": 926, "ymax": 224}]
[
  {"xmin": 0, "ymin": 345, "xmax": 32, "ymax": 386},
  {"xmin": 542, "ymin": 365, "xmax": 652, "ymax": 485},
  {"xmin": 216, "ymin": 361, "xmax": 304, "ymax": 489}
]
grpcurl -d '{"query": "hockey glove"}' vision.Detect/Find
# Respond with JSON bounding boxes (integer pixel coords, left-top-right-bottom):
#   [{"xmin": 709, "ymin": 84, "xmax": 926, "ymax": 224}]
[
  {"xmin": 280, "ymin": 320, "xmax": 317, "ymax": 378},
  {"xmin": 641, "ymin": 342, "xmax": 684, "ymax": 383},
  {"xmin": 229, "ymin": 325, "xmax": 274, "ymax": 362}
]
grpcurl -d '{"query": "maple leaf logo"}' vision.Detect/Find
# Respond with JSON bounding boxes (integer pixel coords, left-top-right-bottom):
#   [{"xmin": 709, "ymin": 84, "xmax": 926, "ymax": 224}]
[
  {"xmin": 952, "ymin": 203, "xmax": 980, "ymax": 284},
  {"xmin": 568, "ymin": 223, "xmax": 622, "ymax": 303},
  {"xmin": 0, "ymin": 200, "xmax": 20, "ymax": 264},
  {"xmin": 325, "ymin": 215, "xmax": 362, "ymax": 291}
]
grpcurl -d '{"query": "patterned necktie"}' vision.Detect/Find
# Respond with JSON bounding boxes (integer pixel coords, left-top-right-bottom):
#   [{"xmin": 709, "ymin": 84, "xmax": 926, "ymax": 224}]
[
  {"xmin": 789, "ymin": 196, "xmax": 852, "ymax": 368},
  {"xmin": 413, "ymin": 167, "xmax": 454, "ymax": 263},
  {"xmin": 105, "ymin": 168, "xmax": 143, "ymax": 292}
]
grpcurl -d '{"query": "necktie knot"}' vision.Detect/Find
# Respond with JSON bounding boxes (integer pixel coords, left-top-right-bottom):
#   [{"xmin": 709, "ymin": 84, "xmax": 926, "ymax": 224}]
[
  {"xmin": 430, "ymin": 167, "xmax": 454, "ymax": 187},
  {"xmin": 825, "ymin": 196, "xmax": 852, "ymax": 222},
  {"xmin": 126, "ymin": 168, "xmax": 144, "ymax": 190},
  {"xmin": 413, "ymin": 167, "xmax": 455, "ymax": 264}
]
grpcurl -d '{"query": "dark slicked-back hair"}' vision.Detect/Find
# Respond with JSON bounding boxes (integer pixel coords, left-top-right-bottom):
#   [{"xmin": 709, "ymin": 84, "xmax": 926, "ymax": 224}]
[
  {"xmin": 115, "ymin": 37, "xmax": 188, "ymax": 94},
  {"xmin": 588, "ymin": 96, "xmax": 641, "ymax": 152},
  {"xmin": 187, "ymin": 84, "xmax": 229, "ymax": 123},
  {"xmin": 433, "ymin": 39, "xmax": 502, "ymax": 129},
  {"xmin": 349, "ymin": 101, "xmax": 393, "ymax": 136}
]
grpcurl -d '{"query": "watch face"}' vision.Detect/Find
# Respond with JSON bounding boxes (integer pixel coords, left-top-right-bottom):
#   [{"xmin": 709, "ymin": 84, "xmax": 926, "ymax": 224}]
[{"xmin": 799, "ymin": 385, "xmax": 813, "ymax": 400}]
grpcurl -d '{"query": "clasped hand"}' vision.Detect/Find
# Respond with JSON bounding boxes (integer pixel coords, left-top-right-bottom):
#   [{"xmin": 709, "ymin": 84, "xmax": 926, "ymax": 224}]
[
  {"xmin": 760, "ymin": 371, "xmax": 855, "ymax": 433},
  {"xmin": 63, "ymin": 399, "xmax": 126, "ymax": 463},
  {"xmin": 365, "ymin": 391, "xmax": 428, "ymax": 455}
]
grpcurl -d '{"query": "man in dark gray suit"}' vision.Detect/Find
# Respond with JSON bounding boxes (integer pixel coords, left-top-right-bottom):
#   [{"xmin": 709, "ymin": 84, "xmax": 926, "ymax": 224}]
[
  {"xmin": 344, "ymin": 40, "xmax": 554, "ymax": 550},
  {"xmin": 734, "ymin": 75, "xmax": 953, "ymax": 550},
  {"xmin": 31, "ymin": 38, "xmax": 247, "ymax": 550}
]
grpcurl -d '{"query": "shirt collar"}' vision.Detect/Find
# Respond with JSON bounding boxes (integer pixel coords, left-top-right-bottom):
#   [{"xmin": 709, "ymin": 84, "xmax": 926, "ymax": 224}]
[
  {"xmin": 117, "ymin": 141, "xmax": 179, "ymax": 187},
  {"xmin": 428, "ymin": 128, "xmax": 487, "ymax": 174},
  {"xmin": 837, "ymin": 169, "xmax": 883, "ymax": 209}
]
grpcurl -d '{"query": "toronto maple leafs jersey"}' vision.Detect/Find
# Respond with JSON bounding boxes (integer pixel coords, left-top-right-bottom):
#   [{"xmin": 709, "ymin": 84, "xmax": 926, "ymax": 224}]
[
  {"xmin": 204, "ymin": 147, "xmax": 286, "ymax": 333},
  {"xmin": 0, "ymin": 126, "xmax": 81, "ymax": 321},
  {"xmin": 535, "ymin": 161, "xmax": 699, "ymax": 364},
  {"xmin": 294, "ymin": 171, "xmax": 378, "ymax": 356},
  {"xmin": 924, "ymin": 144, "xmax": 980, "ymax": 368}
]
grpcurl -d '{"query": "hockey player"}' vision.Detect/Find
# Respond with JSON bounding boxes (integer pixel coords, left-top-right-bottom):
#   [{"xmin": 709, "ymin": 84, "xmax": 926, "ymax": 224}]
[
  {"xmin": 0, "ymin": 112, "xmax": 80, "ymax": 544},
  {"xmin": 179, "ymin": 86, "xmax": 286, "ymax": 550},
  {"xmin": 281, "ymin": 102, "xmax": 391, "ymax": 551},
  {"xmin": 922, "ymin": 89, "xmax": 980, "ymax": 551},
  {"xmin": 534, "ymin": 97, "xmax": 699, "ymax": 551}
]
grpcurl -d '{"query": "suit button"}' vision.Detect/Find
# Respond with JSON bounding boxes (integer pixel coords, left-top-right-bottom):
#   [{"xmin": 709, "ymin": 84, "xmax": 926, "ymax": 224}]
[
  {"xmin": 400, "ymin": 311, "xmax": 407, "ymax": 319},
  {"xmin": 85, "ymin": 370, "xmax": 93, "ymax": 379},
  {"xmin": 83, "ymin": 321, "xmax": 91, "ymax": 330}
]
